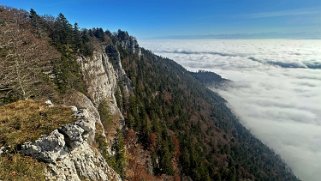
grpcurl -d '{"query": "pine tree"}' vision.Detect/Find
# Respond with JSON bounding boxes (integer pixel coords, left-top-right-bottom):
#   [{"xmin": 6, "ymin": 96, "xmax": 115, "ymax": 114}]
[
  {"xmin": 72, "ymin": 23, "xmax": 82, "ymax": 52},
  {"xmin": 29, "ymin": 9, "xmax": 39, "ymax": 28},
  {"xmin": 51, "ymin": 13, "xmax": 73, "ymax": 47}
]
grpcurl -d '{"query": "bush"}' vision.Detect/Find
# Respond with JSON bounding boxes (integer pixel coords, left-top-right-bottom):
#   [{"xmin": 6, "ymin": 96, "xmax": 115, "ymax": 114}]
[{"xmin": 98, "ymin": 99, "xmax": 113, "ymax": 129}]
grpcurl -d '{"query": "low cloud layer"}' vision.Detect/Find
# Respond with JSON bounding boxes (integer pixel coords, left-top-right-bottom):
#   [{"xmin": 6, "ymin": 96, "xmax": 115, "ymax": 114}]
[{"xmin": 141, "ymin": 39, "xmax": 321, "ymax": 181}]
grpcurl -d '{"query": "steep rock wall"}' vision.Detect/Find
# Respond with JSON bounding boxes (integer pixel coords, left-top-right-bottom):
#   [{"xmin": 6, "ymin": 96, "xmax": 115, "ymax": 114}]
[
  {"xmin": 76, "ymin": 47, "xmax": 130, "ymax": 148},
  {"xmin": 77, "ymin": 50, "xmax": 119, "ymax": 114}
]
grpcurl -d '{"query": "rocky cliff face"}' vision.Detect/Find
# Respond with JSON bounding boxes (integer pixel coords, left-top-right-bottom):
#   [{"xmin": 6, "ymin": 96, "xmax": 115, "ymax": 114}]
[
  {"xmin": 10, "ymin": 44, "xmax": 135, "ymax": 180},
  {"xmin": 77, "ymin": 49, "xmax": 119, "ymax": 112},
  {"xmin": 77, "ymin": 44, "xmax": 134, "ymax": 149},
  {"xmin": 21, "ymin": 93, "xmax": 120, "ymax": 181},
  {"xmin": 105, "ymin": 44, "xmax": 132, "ymax": 96}
]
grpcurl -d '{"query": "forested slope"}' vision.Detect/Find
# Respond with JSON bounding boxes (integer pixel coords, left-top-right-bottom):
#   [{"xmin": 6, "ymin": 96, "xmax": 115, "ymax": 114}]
[{"xmin": 118, "ymin": 47, "xmax": 298, "ymax": 180}]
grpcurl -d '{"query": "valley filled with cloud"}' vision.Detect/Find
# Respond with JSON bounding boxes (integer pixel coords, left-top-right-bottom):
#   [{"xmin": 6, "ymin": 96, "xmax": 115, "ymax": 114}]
[{"xmin": 142, "ymin": 39, "xmax": 321, "ymax": 181}]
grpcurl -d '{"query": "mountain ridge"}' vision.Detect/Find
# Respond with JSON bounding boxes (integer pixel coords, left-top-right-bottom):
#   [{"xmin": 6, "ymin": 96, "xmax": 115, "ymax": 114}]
[{"xmin": 0, "ymin": 6, "xmax": 299, "ymax": 181}]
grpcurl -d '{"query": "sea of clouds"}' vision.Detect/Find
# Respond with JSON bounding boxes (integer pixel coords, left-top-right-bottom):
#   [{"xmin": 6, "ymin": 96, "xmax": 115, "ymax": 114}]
[{"xmin": 141, "ymin": 39, "xmax": 321, "ymax": 181}]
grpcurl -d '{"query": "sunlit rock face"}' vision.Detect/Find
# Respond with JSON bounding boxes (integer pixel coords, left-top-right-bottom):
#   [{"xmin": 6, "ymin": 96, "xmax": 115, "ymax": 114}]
[
  {"xmin": 77, "ymin": 50, "xmax": 119, "ymax": 113},
  {"xmin": 21, "ymin": 96, "xmax": 121, "ymax": 181},
  {"xmin": 142, "ymin": 39, "xmax": 321, "ymax": 181}
]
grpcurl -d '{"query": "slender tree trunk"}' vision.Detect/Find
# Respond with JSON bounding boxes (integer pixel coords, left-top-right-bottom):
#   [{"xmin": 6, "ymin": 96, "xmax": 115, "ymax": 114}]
[{"xmin": 14, "ymin": 58, "xmax": 26, "ymax": 99}]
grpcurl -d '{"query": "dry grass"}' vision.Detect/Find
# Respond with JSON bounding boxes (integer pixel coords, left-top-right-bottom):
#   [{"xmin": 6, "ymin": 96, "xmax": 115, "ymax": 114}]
[
  {"xmin": 0, "ymin": 99, "xmax": 75, "ymax": 150},
  {"xmin": 0, "ymin": 99, "xmax": 76, "ymax": 180},
  {"xmin": 0, "ymin": 153, "xmax": 46, "ymax": 181}
]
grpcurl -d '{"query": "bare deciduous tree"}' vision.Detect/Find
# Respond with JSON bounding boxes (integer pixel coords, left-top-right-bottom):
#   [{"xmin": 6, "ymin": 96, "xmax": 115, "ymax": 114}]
[{"xmin": 0, "ymin": 7, "xmax": 60, "ymax": 100}]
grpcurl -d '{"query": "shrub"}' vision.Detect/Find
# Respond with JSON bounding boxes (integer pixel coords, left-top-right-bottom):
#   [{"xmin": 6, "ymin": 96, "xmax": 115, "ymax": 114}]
[{"xmin": 98, "ymin": 99, "xmax": 113, "ymax": 129}]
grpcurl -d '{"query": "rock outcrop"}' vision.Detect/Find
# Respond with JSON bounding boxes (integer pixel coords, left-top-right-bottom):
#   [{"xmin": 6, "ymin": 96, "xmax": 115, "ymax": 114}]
[
  {"xmin": 20, "ymin": 98, "xmax": 121, "ymax": 181},
  {"xmin": 116, "ymin": 32, "xmax": 141, "ymax": 55},
  {"xmin": 46, "ymin": 141, "xmax": 120, "ymax": 181},
  {"xmin": 21, "ymin": 129, "xmax": 66, "ymax": 163}
]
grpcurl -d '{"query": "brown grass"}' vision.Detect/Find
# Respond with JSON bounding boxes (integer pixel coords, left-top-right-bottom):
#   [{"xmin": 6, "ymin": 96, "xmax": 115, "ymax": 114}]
[
  {"xmin": 0, "ymin": 99, "xmax": 76, "ymax": 180},
  {"xmin": 0, "ymin": 153, "xmax": 46, "ymax": 181},
  {"xmin": 0, "ymin": 99, "xmax": 75, "ymax": 150}
]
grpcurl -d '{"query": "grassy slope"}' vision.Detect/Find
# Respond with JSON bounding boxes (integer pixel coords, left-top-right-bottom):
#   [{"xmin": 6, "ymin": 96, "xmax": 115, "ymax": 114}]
[
  {"xmin": 0, "ymin": 100, "xmax": 75, "ymax": 149},
  {"xmin": 0, "ymin": 100, "xmax": 75, "ymax": 180}
]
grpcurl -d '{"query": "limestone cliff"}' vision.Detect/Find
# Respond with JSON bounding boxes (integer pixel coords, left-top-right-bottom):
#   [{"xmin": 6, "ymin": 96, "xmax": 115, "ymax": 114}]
[
  {"xmin": 43, "ymin": 45, "xmax": 134, "ymax": 180},
  {"xmin": 76, "ymin": 43, "xmax": 136, "ymax": 148},
  {"xmin": 2, "ymin": 44, "xmax": 135, "ymax": 180}
]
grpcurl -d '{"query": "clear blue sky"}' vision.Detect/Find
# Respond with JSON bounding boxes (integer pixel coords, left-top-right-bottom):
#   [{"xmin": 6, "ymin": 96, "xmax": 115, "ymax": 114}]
[{"xmin": 0, "ymin": 0, "xmax": 320, "ymax": 39}]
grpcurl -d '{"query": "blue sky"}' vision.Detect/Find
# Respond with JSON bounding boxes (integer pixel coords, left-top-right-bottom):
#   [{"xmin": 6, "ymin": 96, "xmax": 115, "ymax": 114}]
[{"xmin": 0, "ymin": 0, "xmax": 320, "ymax": 39}]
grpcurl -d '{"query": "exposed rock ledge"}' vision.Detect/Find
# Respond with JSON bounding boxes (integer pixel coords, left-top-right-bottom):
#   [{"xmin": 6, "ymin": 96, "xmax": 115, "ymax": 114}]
[{"xmin": 20, "ymin": 96, "xmax": 121, "ymax": 181}]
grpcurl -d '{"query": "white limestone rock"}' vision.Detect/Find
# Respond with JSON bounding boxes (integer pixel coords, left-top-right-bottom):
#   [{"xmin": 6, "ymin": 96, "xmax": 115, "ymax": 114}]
[
  {"xmin": 0, "ymin": 146, "xmax": 5, "ymax": 156},
  {"xmin": 70, "ymin": 106, "xmax": 78, "ymax": 113},
  {"xmin": 77, "ymin": 51, "xmax": 118, "ymax": 109},
  {"xmin": 75, "ymin": 108, "xmax": 96, "ymax": 143},
  {"xmin": 59, "ymin": 124, "xmax": 84, "ymax": 149},
  {"xmin": 46, "ymin": 142, "xmax": 121, "ymax": 181},
  {"xmin": 77, "ymin": 49, "xmax": 129, "ymax": 119},
  {"xmin": 45, "ymin": 99, "xmax": 54, "ymax": 107},
  {"xmin": 21, "ymin": 130, "xmax": 66, "ymax": 163}
]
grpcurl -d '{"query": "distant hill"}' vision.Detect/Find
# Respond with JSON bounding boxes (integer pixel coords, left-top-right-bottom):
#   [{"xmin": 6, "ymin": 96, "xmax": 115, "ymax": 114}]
[{"xmin": 190, "ymin": 70, "xmax": 230, "ymax": 87}]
